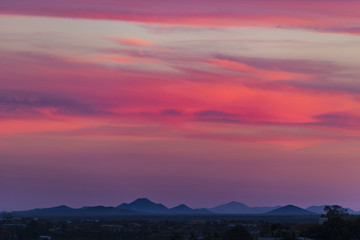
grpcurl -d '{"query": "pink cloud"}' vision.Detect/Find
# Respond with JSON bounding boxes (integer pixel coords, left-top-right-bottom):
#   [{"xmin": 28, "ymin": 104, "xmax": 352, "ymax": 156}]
[
  {"xmin": 1, "ymin": 50, "xmax": 359, "ymax": 129},
  {"xmin": 0, "ymin": 0, "xmax": 359, "ymax": 35},
  {"xmin": 112, "ymin": 38, "xmax": 155, "ymax": 46},
  {"xmin": 207, "ymin": 58, "xmax": 311, "ymax": 81}
]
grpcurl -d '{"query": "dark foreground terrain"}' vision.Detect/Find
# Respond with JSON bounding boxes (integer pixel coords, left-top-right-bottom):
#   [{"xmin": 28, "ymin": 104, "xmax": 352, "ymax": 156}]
[
  {"xmin": 0, "ymin": 215, "xmax": 310, "ymax": 240},
  {"xmin": 1, "ymin": 205, "xmax": 359, "ymax": 240}
]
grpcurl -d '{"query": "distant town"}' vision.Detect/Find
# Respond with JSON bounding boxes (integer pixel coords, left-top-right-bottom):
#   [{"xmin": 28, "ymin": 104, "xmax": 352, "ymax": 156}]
[{"xmin": 1, "ymin": 199, "xmax": 360, "ymax": 240}]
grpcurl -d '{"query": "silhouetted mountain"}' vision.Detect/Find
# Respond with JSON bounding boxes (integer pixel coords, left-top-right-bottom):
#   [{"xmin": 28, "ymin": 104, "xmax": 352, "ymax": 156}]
[
  {"xmin": 11, "ymin": 200, "xmax": 357, "ymax": 218},
  {"xmin": 307, "ymin": 205, "xmax": 358, "ymax": 215},
  {"xmin": 349, "ymin": 209, "xmax": 359, "ymax": 215},
  {"xmin": 9, "ymin": 199, "xmax": 215, "ymax": 218},
  {"xmin": 76, "ymin": 206, "xmax": 136, "ymax": 216},
  {"xmin": 117, "ymin": 198, "xmax": 168, "ymax": 213},
  {"xmin": 210, "ymin": 202, "xmax": 249, "ymax": 214},
  {"xmin": 266, "ymin": 205, "xmax": 315, "ymax": 215},
  {"xmin": 12, "ymin": 205, "xmax": 136, "ymax": 218},
  {"xmin": 306, "ymin": 205, "xmax": 327, "ymax": 214},
  {"xmin": 210, "ymin": 201, "xmax": 280, "ymax": 214},
  {"xmin": 170, "ymin": 204, "xmax": 194, "ymax": 214},
  {"xmin": 12, "ymin": 205, "xmax": 74, "ymax": 217},
  {"xmin": 168, "ymin": 204, "xmax": 213, "ymax": 214}
]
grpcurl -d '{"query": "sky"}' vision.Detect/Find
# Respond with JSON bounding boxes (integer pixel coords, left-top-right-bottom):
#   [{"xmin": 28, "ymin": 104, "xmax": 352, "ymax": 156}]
[{"xmin": 1, "ymin": 0, "xmax": 360, "ymax": 211}]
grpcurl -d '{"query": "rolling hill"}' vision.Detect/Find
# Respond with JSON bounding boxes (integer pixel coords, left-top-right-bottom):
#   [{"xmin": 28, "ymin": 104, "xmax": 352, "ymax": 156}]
[{"xmin": 266, "ymin": 205, "xmax": 315, "ymax": 215}]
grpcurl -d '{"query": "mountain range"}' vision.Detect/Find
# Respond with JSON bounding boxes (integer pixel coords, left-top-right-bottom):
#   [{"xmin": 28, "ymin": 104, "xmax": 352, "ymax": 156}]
[
  {"xmin": 5, "ymin": 198, "xmax": 360, "ymax": 218},
  {"xmin": 11, "ymin": 205, "xmax": 136, "ymax": 218},
  {"xmin": 209, "ymin": 201, "xmax": 280, "ymax": 214},
  {"xmin": 306, "ymin": 205, "xmax": 358, "ymax": 215}
]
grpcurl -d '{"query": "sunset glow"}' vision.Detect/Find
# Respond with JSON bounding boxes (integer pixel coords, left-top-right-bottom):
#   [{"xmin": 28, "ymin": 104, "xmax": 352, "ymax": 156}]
[{"xmin": 1, "ymin": 0, "xmax": 360, "ymax": 211}]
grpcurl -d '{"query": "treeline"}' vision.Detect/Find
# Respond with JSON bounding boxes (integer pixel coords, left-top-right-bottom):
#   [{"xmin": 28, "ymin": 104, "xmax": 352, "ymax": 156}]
[{"xmin": 300, "ymin": 205, "xmax": 360, "ymax": 240}]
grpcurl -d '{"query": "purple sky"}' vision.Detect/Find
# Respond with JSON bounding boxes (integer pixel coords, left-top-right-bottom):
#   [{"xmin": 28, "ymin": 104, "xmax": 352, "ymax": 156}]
[{"xmin": 1, "ymin": 0, "xmax": 360, "ymax": 211}]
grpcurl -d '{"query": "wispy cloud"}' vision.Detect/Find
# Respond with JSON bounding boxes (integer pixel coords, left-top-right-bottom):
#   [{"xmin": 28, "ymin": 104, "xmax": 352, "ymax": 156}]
[
  {"xmin": 112, "ymin": 38, "xmax": 155, "ymax": 46},
  {"xmin": 1, "ymin": 0, "xmax": 360, "ymax": 35},
  {"xmin": 0, "ymin": 88, "xmax": 110, "ymax": 119}
]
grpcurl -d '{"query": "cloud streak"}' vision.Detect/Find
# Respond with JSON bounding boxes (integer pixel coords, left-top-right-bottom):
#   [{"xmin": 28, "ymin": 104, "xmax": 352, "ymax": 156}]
[
  {"xmin": 112, "ymin": 38, "xmax": 155, "ymax": 46},
  {"xmin": 1, "ymin": 0, "xmax": 360, "ymax": 35}
]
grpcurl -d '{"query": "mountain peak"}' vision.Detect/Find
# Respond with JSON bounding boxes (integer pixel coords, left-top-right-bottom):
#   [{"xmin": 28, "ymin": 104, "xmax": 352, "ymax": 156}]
[
  {"xmin": 172, "ymin": 204, "xmax": 192, "ymax": 210},
  {"xmin": 284, "ymin": 204, "xmax": 298, "ymax": 208},
  {"xmin": 210, "ymin": 201, "xmax": 250, "ymax": 214},
  {"xmin": 170, "ymin": 204, "xmax": 194, "ymax": 213},
  {"xmin": 228, "ymin": 201, "xmax": 248, "ymax": 207},
  {"xmin": 266, "ymin": 205, "xmax": 315, "ymax": 215},
  {"xmin": 132, "ymin": 198, "xmax": 153, "ymax": 204},
  {"xmin": 53, "ymin": 205, "xmax": 72, "ymax": 209},
  {"xmin": 117, "ymin": 198, "xmax": 168, "ymax": 213}
]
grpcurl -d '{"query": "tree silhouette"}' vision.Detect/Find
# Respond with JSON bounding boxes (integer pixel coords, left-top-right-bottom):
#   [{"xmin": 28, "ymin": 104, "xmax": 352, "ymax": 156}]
[{"xmin": 323, "ymin": 205, "xmax": 349, "ymax": 220}]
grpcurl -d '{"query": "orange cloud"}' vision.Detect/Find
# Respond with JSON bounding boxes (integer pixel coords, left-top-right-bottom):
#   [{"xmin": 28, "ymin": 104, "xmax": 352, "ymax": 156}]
[{"xmin": 113, "ymin": 38, "xmax": 155, "ymax": 46}]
